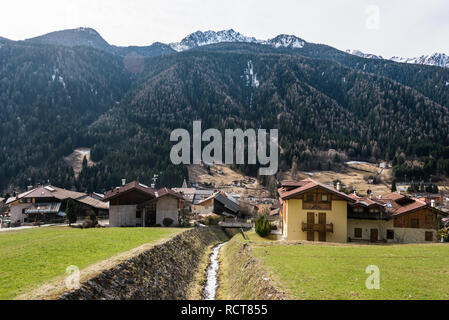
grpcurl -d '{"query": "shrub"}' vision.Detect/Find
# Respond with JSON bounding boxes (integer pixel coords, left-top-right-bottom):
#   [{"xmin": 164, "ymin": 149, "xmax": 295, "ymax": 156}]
[
  {"xmin": 81, "ymin": 216, "xmax": 98, "ymax": 229},
  {"xmin": 255, "ymin": 215, "xmax": 271, "ymax": 238},
  {"xmin": 205, "ymin": 215, "xmax": 221, "ymax": 226},
  {"xmin": 163, "ymin": 218, "xmax": 174, "ymax": 227},
  {"xmin": 438, "ymin": 228, "xmax": 449, "ymax": 242}
]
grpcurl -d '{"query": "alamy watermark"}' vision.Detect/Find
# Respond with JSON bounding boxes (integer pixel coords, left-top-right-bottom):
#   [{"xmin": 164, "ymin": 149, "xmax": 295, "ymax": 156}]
[
  {"xmin": 170, "ymin": 121, "xmax": 279, "ymax": 176},
  {"xmin": 365, "ymin": 5, "xmax": 381, "ymax": 30},
  {"xmin": 65, "ymin": 265, "xmax": 81, "ymax": 290},
  {"xmin": 365, "ymin": 265, "xmax": 380, "ymax": 290}
]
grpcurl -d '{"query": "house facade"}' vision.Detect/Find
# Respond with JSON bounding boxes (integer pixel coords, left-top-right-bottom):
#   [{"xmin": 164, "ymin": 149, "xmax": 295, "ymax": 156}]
[
  {"xmin": 6, "ymin": 185, "xmax": 108, "ymax": 225},
  {"xmin": 280, "ymin": 179, "xmax": 447, "ymax": 244},
  {"xmin": 279, "ymin": 179, "xmax": 354, "ymax": 243},
  {"xmin": 105, "ymin": 181, "xmax": 184, "ymax": 227}
]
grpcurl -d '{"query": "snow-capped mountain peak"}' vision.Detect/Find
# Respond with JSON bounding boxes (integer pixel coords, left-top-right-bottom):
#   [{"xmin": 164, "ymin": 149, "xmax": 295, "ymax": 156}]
[
  {"xmin": 346, "ymin": 49, "xmax": 383, "ymax": 60},
  {"xmin": 170, "ymin": 29, "xmax": 262, "ymax": 52},
  {"xmin": 266, "ymin": 35, "xmax": 305, "ymax": 49},
  {"xmin": 391, "ymin": 52, "xmax": 449, "ymax": 69},
  {"xmin": 169, "ymin": 30, "xmax": 307, "ymax": 52}
]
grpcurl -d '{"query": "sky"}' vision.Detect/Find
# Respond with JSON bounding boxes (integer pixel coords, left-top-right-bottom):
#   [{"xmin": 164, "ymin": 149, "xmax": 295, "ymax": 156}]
[{"xmin": 1, "ymin": 0, "xmax": 448, "ymax": 58}]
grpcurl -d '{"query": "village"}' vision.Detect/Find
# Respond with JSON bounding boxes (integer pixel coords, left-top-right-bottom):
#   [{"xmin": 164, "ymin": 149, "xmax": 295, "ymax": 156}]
[
  {"xmin": 1, "ymin": 161, "xmax": 448, "ymax": 244},
  {"xmin": 1, "ymin": 160, "xmax": 449, "ymax": 301}
]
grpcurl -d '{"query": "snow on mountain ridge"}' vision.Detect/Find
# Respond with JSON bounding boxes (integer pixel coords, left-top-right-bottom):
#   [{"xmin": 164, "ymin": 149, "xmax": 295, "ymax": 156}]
[
  {"xmin": 346, "ymin": 49, "xmax": 383, "ymax": 60},
  {"xmin": 391, "ymin": 53, "xmax": 449, "ymax": 69},
  {"xmin": 169, "ymin": 30, "xmax": 306, "ymax": 51}
]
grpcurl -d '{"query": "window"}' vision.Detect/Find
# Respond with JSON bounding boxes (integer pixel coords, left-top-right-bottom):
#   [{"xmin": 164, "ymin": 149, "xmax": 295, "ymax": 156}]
[
  {"xmin": 425, "ymin": 232, "xmax": 433, "ymax": 242},
  {"xmin": 305, "ymin": 194, "xmax": 314, "ymax": 202},
  {"xmin": 354, "ymin": 228, "xmax": 362, "ymax": 238},
  {"xmin": 136, "ymin": 211, "xmax": 142, "ymax": 219},
  {"xmin": 353, "ymin": 206, "xmax": 364, "ymax": 213},
  {"xmin": 411, "ymin": 219, "xmax": 419, "ymax": 229},
  {"xmin": 321, "ymin": 194, "xmax": 328, "ymax": 202},
  {"xmin": 387, "ymin": 230, "xmax": 395, "ymax": 240}
]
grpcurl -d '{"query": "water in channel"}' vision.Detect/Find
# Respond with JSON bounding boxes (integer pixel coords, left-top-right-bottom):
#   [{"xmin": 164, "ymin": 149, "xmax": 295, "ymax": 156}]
[{"xmin": 202, "ymin": 242, "xmax": 228, "ymax": 300}]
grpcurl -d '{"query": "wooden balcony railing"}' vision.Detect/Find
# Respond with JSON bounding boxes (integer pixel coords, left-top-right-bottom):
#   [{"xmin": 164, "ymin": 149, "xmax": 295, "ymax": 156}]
[{"xmin": 302, "ymin": 222, "xmax": 334, "ymax": 233}]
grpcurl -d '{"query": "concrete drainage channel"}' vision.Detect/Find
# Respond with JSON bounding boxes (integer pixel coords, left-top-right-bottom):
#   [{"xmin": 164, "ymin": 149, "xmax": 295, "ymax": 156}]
[{"xmin": 202, "ymin": 242, "xmax": 228, "ymax": 300}]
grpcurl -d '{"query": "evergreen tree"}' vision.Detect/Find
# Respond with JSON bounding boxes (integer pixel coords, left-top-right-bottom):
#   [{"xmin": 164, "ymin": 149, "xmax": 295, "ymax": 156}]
[{"xmin": 66, "ymin": 199, "xmax": 77, "ymax": 226}]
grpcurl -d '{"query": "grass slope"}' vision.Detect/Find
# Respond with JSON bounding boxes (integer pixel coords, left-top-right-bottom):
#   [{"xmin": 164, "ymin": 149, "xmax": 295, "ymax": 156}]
[
  {"xmin": 0, "ymin": 227, "xmax": 182, "ymax": 300},
  {"xmin": 249, "ymin": 235, "xmax": 449, "ymax": 300}
]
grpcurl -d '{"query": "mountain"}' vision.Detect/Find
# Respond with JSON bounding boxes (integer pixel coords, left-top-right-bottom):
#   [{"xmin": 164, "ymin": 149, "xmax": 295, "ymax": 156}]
[
  {"xmin": 81, "ymin": 44, "xmax": 449, "ymax": 193},
  {"xmin": 26, "ymin": 27, "xmax": 175, "ymax": 57},
  {"xmin": 346, "ymin": 49, "xmax": 383, "ymax": 60},
  {"xmin": 169, "ymin": 29, "xmax": 262, "ymax": 52},
  {"xmin": 1, "ymin": 28, "xmax": 449, "ymax": 193},
  {"xmin": 169, "ymin": 29, "xmax": 306, "ymax": 52},
  {"xmin": 391, "ymin": 52, "xmax": 449, "ymax": 69},
  {"xmin": 0, "ymin": 40, "xmax": 133, "ymax": 191}
]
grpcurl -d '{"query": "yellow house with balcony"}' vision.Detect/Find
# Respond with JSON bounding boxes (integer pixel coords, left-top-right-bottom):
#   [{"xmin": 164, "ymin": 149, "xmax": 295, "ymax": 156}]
[{"xmin": 279, "ymin": 179, "xmax": 355, "ymax": 243}]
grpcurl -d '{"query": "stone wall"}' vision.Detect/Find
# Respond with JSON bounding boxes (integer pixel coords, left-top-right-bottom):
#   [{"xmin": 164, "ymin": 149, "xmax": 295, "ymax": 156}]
[{"xmin": 60, "ymin": 227, "xmax": 228, "ymax": 300}]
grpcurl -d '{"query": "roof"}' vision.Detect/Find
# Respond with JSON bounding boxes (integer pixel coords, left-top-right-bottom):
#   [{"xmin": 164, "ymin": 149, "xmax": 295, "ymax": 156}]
[
  {"xmin": 104, "ymin": 181, "xmax": 156, "ymax": 202},
  {"xmin": 382, "ymin": 192, "xmax": 407, "ymax": 201},
  {"xmin": 172, "ymin": 188, "xmax": 196, "ymax": 201},
  {"xmin": 214, "ymin": 192, "xmax": 240, "ymax": 214},
  {"xmin": 352, "ymin": 193, "xmax": 448, "ymax": 219},
  {"xmin": 156, "ymin": 188, "xmax": 184, "ymax": 200},
  {"xmin": 279, "ymin": 179, "xmax": 355, "ymax": 202},
  {"xmin": 192, "ymin": 190, "xmax": 215, "ymax": 205},
  {"xmin": 76, "ymin": 195, "xmax": 109, "ymax": 210}
]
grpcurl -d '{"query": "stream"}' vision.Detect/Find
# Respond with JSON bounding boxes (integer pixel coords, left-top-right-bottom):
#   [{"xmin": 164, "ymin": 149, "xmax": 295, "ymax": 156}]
[{"xmin": 202, "ymin": 242, "xmax": 228, "ymax": 300}]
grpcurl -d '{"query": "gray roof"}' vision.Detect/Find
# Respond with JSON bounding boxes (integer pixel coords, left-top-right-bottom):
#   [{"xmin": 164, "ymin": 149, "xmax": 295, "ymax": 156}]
[{"xmin": 215, "ymin": 193, "xmax": 240, "ymax": 214}]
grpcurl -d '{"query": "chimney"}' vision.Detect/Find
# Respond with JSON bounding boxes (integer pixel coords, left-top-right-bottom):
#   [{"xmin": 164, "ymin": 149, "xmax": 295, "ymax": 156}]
[
  {"xmin": 431, "ymin": 200, "xmax": 436, "ymax": 208},
  {"xmin": 121, "ymin": 179, "xmax": 126, "ymax": 186},
  {"xmin": 336, "ymin": 182, "xmax": 341, "ymax": 192},
  {"xmin": 369, "ymin": 193, "xmax": 374, "ymax": 200},
  {"xmin": 27, "ymin": 185, "xmax": 33, "ymax": 191},
  {"xmin": 151, "ymin": 183, "xmax": 156, "ymax": 189}
]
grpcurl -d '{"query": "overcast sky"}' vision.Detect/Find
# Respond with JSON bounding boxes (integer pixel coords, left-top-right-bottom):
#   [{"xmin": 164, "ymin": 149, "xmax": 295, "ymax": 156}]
[{"xmin": 1, "ymin": 0, "xmax": 448, "ymax": 58}]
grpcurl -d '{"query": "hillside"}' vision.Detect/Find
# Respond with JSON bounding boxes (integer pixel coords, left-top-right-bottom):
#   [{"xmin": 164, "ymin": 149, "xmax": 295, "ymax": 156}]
[
  {"xmin": 81, "ymin": 46, "xmax": 449, "ymax": 193},
  {"xmin": 0, "ymin": 41, "xmax": 133, "ymax": 191},
  {"xmin": 1, "ymin": 29, "xmax": 449, "ymax": 193}
]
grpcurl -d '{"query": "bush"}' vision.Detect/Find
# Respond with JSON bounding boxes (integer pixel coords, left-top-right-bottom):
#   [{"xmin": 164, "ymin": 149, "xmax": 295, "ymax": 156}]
[
  {"xmin": 206, "ymin": 215, "xmax": 221, "ymax": 226},
  {"xmin": 438, "ymin": 228, "xmax": 449, "ymax": 242},
  {"xmin": 81, "ymin": 216, "xmax": 98, "ymax": 229},
  {"xmin": 255, "ymin": 215, "xmax": 271, "ymax": 238},
  {"xmin": 163, "ymin": 218, "xmax": 174, "ymax": 227}
]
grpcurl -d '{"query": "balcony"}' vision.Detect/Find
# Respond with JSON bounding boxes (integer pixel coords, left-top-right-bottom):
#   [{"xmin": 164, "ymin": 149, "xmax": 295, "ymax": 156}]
[{"xmin": 302, "ymin": 222, "xmax": 334, "ymax": 233}]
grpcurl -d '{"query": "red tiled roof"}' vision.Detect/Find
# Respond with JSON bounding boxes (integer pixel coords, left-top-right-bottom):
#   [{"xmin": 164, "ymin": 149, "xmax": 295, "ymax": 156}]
[
  {"xmin": 391, "ymin": 200, "xmax": 427, "ymax": 216},
  {"xmin": 352, "ymin": 193, "xmax": 448, "ymax": 218},
  {"xmin": 279, "ymin": 179, "xmax": 355, "ymax": 202},
  {"xmin": 382, "ymin": 192, "xmax": 406, "ymax": 201}
]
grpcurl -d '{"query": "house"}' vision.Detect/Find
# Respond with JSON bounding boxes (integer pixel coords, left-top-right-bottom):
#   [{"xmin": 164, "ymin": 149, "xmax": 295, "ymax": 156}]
[
  {"xmin": 196, "ymin": 192, "xmax": 240, "ymax": 217},
  {"xmin": 279, "ymin": 179, "xmax": 447, "ymax": 244},
  {"xmin": 279, "ymin": 179, "xmax": 355, "ymax": 242},
  {"xmin": 104, "ymin": 181, "xmax": 184, "ymax": 227},
  {"xmin": 172, "ymin": 187, "xmax": 196, "ymax": 203},
  {"xmin": 191, "ymin": 189, "xmax": 215, "ymax": 214},
  {"xmin": 349, "ymin": 192, "xmax": 446, "ymax": 243},
  {"xmin": 6, "ymin": 185, "xmax": 109, "ymax": 225}
]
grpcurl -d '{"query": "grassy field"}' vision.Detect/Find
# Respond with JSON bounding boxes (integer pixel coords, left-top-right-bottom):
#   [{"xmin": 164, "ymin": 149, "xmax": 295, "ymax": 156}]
[
  {"xmin": 0, "ymin": 227, "xmax": 182, "ymax": 300},
  {"xmin": 235, "ymin": 233, "xmax": 449, "ymax": 300}
]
